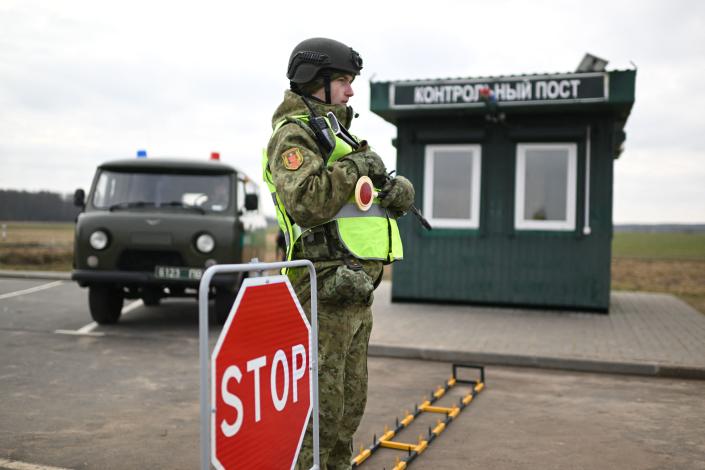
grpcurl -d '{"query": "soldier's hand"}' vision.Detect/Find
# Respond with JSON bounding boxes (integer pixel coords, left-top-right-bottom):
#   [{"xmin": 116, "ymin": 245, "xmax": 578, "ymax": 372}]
[
  {"xmin": 341, "ymin": 143, "xmax": 388, "ymax": 187},
  {"xmin": 364, "ymin": 150, "xmax": 388, "ymax": 187},
  {"xmin": 380, "ymin": 176, "xmax": 415, "ymax": 212}
]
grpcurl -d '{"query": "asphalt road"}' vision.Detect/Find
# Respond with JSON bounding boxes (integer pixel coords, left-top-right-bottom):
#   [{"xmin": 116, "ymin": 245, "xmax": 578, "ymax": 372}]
[{"xmin": 1, "ymin": 278, "xmax": 704, "ymax": 470}]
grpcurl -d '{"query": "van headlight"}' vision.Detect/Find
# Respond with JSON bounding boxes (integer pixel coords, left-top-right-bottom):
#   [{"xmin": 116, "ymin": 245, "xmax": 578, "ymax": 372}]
[
  {"xmin": 196, "ymin": 233, "xmax": 215, "ymax": 253},
  {"xmin": 89, "ymin": 230, "xmax": 109, "ymax": 250}
]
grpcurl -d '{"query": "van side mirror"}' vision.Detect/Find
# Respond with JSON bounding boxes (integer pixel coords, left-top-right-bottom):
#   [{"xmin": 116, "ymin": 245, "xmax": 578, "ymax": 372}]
[
  {"xmin": 244, "ymin": 193, "xmax": 258, "ymax": 211},
  {"xmin": 74, "ymin": 188, "xmax": 86, "ymax": 208}
]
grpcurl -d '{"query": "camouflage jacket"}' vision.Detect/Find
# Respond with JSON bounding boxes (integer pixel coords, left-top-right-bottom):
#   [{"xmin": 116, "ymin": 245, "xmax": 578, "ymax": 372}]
[
  {"xmin": 267, "ymin": 90, "xmax": 384, "ymax": 296},
  {"xmin": 268, "ymin": 90, "xmax": 362, "ymax": 227}
]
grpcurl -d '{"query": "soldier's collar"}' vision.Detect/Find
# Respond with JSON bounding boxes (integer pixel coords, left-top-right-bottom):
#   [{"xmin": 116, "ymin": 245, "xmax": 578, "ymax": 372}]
[{"xmin": 297, "ymin": 93, "xmax": 352, "ymax": 128}]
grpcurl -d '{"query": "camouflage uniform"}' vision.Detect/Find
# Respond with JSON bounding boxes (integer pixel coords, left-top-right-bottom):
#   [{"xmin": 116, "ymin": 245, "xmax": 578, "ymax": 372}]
[{"xmin": 267, "ymin": 90, "xmax": 384, "ymax": 469}]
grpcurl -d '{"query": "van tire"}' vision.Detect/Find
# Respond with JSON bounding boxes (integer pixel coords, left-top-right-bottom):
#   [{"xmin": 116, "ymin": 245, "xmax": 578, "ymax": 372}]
[{"xmin": 89, "ymin": 285, "xmax": 124, "ymax": 324}]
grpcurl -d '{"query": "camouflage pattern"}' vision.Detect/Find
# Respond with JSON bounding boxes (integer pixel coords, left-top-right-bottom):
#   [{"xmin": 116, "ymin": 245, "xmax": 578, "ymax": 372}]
[
  {"xmin": 268, "ymin": 90, "xmax": 365, "ymax": 228},
  {"xmin": 318, "ymin": 264, "xmax": 375, "ymax": 305},
  {"xmin": 267, "ymin": 90, "xmax": 387, "ymax": 469},
  {"xmin": 292, "ymin": 263, "xmax": 382, "ymax": 470},
  {"xmin": 346, "ymin": 141, "xmax": 388, "ymax": 187},
  {"xmin": 380, "ymin": 175, "xmax": 415, "ymax": 212}
]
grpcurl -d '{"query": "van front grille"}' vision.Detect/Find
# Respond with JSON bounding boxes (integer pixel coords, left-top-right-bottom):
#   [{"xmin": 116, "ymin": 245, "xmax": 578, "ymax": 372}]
[{"xmin": 117, "ymin": 250, "xmax": 185, "ymax": 271}]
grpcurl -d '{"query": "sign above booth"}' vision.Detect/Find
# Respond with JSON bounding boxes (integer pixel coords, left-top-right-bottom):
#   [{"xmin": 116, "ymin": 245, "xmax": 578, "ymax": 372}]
[{"xmin": 390, "ymin": 72, "xmax": 607, "ymax": 109}]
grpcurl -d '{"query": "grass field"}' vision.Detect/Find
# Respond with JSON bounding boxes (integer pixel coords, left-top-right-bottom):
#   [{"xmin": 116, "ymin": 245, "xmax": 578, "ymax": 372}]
[
  {"xmin": 1, "ymin": 222, "xmax": 704, "ymax": 314},
  {"xmin": 612, "ymin": 232, "xmax": 705, "ymax": 260},
  {"xmin": 0, "ymin": 221, "xmax": 74, "ymax": 270}
]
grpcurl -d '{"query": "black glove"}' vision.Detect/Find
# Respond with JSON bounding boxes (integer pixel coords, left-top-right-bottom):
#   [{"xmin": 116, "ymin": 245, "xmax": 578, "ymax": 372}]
[{"xmin": 380, "ymin": 176, "xmax": 415, "ymax": 212}]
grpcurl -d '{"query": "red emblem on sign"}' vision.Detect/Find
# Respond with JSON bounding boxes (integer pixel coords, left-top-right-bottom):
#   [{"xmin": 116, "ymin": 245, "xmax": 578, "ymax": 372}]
[
  {"xmin": 211, "ymin": 276, "xmax": 312, "ymax": 470},
  {"xmin": 281, "ymin": 147, "xmax": 303, "ymax": 170}
]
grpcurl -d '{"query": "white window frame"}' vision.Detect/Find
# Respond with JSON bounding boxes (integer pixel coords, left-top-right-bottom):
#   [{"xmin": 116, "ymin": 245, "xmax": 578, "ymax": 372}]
[
  {"xmin": 515, "ymin": 143, "xmax": 577, "ymax": 231},
  {"xmin": 423, "ymin": 144, "xmax": 482, "ymax": 229}
]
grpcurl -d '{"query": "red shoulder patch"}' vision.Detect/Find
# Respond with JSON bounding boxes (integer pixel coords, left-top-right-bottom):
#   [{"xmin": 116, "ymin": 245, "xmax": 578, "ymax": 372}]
[{"xmin": 281, "ymin": 147, "xmax": 303, "ymax": 170}]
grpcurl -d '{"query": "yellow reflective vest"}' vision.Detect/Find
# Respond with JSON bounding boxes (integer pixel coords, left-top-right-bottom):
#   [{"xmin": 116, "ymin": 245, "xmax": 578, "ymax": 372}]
[{"xmin": 262, "ymin": 114, "xmax": 404, "ymax": 264}]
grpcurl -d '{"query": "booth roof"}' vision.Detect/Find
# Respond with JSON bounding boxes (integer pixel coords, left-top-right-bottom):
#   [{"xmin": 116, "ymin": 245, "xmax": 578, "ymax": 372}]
[{"xmin": 370, "ymin": 68, "xmax": 636, "ymax": 84}]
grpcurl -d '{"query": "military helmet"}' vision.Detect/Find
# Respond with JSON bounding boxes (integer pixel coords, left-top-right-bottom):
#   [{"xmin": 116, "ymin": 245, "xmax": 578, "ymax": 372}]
[{"xmin": 287, "ymin": 37, "xmax": 363, "ymax": 84}]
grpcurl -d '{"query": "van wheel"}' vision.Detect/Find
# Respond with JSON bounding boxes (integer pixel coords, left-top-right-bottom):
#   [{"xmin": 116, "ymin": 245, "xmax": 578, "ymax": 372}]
[
  {"xmin": 214, "ymin": 287, "xmax": 236, "ymax": 324},
  {"xmin": 89, "ymin": 285, "xmax": 124, "ymax": 324}
]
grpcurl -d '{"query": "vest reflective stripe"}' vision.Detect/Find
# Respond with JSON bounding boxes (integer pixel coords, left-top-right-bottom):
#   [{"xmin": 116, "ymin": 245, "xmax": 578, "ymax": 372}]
[
  {"xmin": 333, "ymin": 203, "xmax": 387, "ymax": 219},
  {"xmin": 263, "ymin": 115, "xmax": 404, "ymax": 263}
]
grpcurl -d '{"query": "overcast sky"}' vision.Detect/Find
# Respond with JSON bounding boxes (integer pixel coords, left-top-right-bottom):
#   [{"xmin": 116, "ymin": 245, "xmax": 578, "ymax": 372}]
[{"xmin": 1, "ymin": 0, "xmax": 703, "ymax": 223}]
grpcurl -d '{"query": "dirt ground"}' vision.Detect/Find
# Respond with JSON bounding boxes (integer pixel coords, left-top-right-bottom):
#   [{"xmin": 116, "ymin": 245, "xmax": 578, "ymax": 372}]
[{"xmin": 612, "ymin": 257, "xmax": 705, "ymax": 315}]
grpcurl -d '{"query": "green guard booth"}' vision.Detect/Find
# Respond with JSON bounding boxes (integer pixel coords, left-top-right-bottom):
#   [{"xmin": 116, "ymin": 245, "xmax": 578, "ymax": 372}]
[{"xmin": 371, "ymin": 64, "xmax": 636, "ymax": 312}]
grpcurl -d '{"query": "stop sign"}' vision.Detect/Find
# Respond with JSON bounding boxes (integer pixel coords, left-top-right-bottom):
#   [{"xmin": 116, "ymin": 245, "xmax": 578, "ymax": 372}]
[{"xmin": 211, "ymin": 275, "xmax": 312, "ymax": 470}]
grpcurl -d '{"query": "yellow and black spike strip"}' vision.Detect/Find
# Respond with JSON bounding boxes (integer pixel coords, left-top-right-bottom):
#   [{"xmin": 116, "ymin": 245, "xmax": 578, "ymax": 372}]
[{"xmin": 351, "ymin": 364, "xmax": 485, "ymax": 469}]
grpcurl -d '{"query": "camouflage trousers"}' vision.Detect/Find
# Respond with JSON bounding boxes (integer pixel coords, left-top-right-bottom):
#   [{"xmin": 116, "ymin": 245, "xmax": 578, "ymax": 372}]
[{"xmin": 293, "ymin": 297, "xmax": 373, "ymax": 470}]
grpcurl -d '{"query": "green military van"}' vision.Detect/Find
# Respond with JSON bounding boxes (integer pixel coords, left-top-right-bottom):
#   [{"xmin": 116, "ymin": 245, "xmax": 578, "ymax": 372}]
[{"xmin": 72, "ymin": 154, "xmax": 267, "ymax": 324}]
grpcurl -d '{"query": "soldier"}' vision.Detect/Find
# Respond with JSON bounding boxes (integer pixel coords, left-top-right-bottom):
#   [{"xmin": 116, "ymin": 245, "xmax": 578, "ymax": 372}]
[{"xmin": 262, "ymin": 37, "xmax": 415, "ymax": 469}]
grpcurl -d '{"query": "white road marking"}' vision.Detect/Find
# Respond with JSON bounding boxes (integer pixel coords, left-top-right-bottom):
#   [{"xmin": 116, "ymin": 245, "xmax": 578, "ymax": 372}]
[
  {"xmin": 76, "ymin": 322, "xmax": 99, "ymax": 334},
  {"xmin": 54, "ymin": 299, "xmax": 144, "ymax": 336},
  {"xmin": 121, "ymin": 299, "xmax": 145, "ymax": 315},
  {"xmin": 53, "ymin": 327, "xmax": 104, "ymax": 337},
  {"xmin": 0, "ymin": 281, "xmax": 63, "ymax": 300},
  {"xmin": 0, "ymin": 458, "xmax": 73, "ymax": 470}
]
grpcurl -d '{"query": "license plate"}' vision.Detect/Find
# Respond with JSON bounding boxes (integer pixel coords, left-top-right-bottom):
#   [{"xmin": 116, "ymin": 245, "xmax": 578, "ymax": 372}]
[{"xmin": 155, "ymin": 266, "xmax": 203, "ymax": 280}]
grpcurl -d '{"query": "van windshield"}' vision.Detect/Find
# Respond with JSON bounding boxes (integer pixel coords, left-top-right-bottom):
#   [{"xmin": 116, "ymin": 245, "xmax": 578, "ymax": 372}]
[{"xmin": 92, "ymin": 170, "xmax": 232, "ymax": 213}]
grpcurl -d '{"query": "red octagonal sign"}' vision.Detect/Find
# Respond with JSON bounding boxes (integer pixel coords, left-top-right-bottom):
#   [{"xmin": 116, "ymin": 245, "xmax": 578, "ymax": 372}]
[{"xmin": 211, "ymin": 276, "xmax": 312, "ymax": 470}]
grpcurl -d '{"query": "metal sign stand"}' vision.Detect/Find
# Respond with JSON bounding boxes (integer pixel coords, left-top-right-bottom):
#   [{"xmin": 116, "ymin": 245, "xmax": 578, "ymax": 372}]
[{"xmin": 199, "ymin": 260, "xmax": 319, "ymax": 470}]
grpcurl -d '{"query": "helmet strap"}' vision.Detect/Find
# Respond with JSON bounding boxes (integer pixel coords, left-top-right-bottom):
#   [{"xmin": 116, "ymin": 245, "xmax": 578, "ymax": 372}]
[{"xmin": 322, "ymin": 70, "xmax": 332, "ymax": 104}]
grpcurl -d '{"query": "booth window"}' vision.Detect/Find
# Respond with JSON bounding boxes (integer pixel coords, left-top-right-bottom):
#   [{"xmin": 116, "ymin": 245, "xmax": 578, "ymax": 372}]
[
  {"xmin": 423, "ymin": 144, "xmax": 482, "ymax": 229},
  {"xmin": 515, "ymin": 143, "xmax": 577, "ymax": 231}
]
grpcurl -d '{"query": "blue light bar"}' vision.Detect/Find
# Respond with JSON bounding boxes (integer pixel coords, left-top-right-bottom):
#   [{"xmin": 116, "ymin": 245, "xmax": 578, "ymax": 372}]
[{"xmin": 136, "ymin": 149, "xmax": 147, "ymax": 158}]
